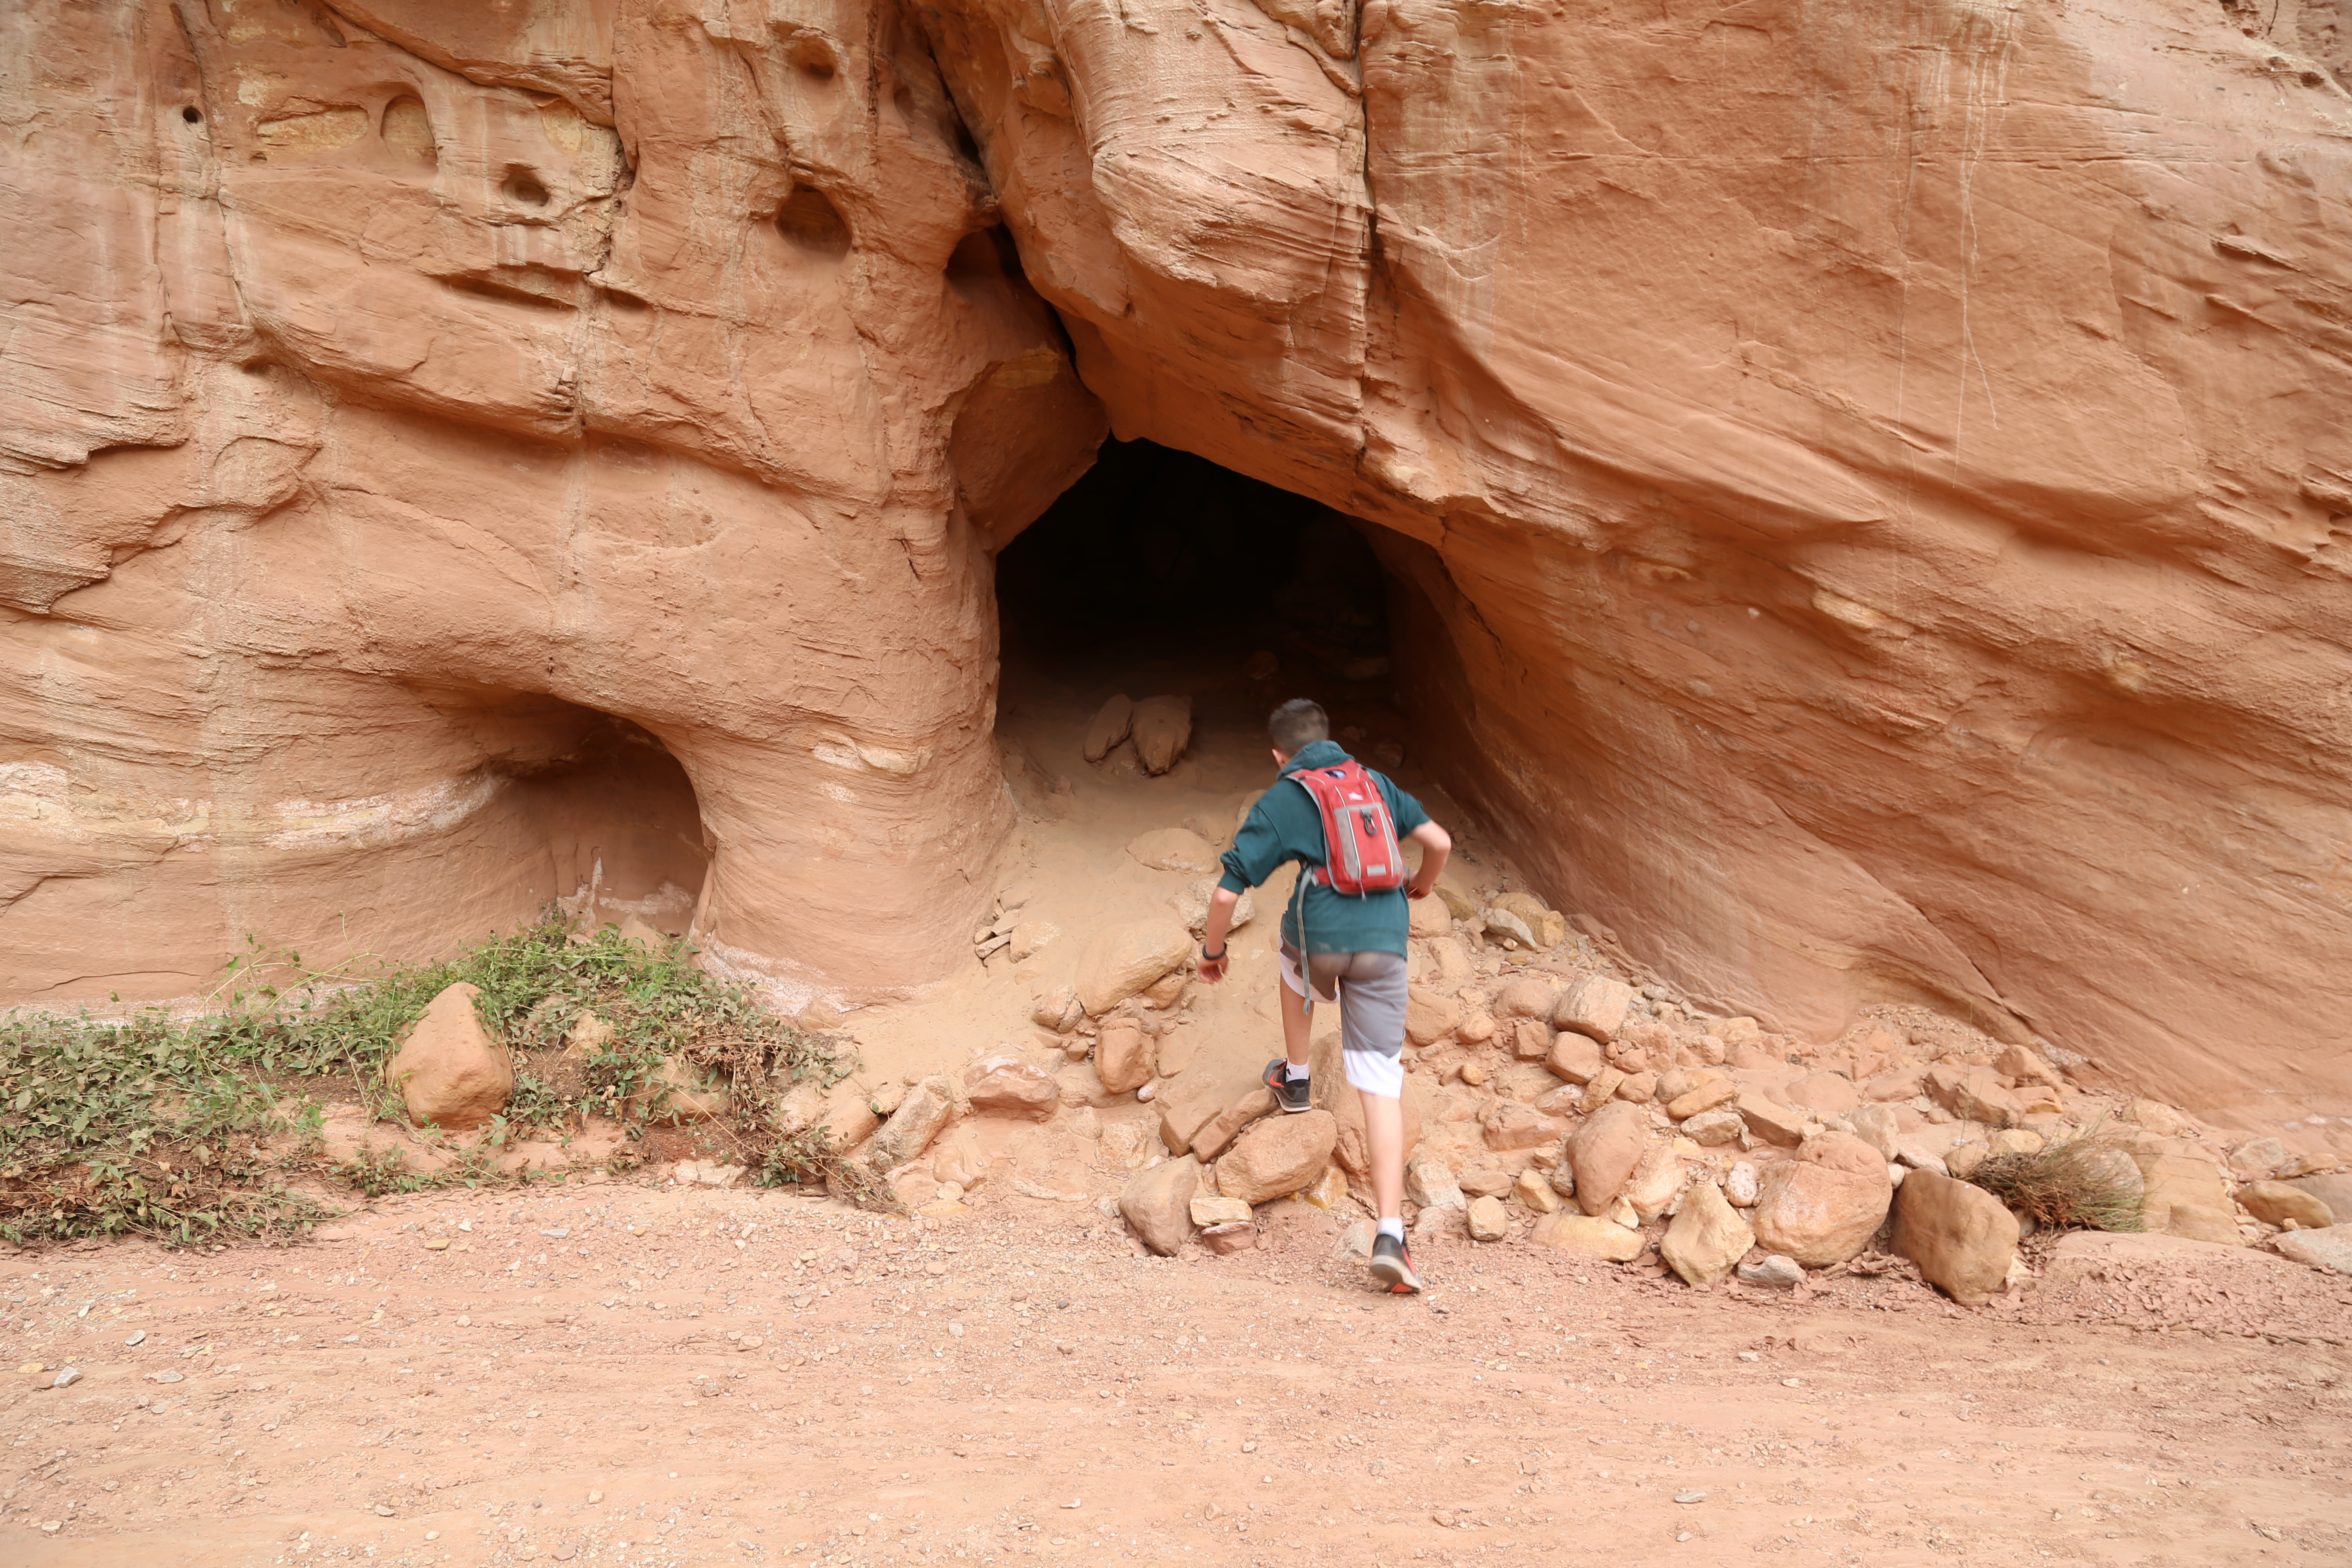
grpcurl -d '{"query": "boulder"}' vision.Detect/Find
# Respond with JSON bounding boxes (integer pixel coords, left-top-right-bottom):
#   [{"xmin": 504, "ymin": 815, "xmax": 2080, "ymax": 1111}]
[
  {"xmin": 2274, "ymin": 1223, "xmax": 2352, "ymax": 1276},
  {"xmin": 1785, "ymin": 1071, "xmax": 1861, "ymax": 1116},
  {"xmin": 1155, "ymin": 1071, "xmax": 1228, "ymax": 1154},
  {"xmin": 1193, "ymin": 1087, "xmax": 1278, "ymax": 1161},
  {"xmin": 1200, "ymin": 1222, "xmax": 1259, "ymax": 1255},
  {"xmin": 1750, "ymin": 1159, "xmax": 1890, "ymax": 1267},
  {"xmin": 1531, "ymin": 1210, "xmax": 1645, "ymax": 1262},
  {"xmin": 1491, "ymin": 891, "xmax": 1565, "ymax": 949},
  {"xmin": 776, "ymin": 1078, "xmax": 882, "ymax": 1153},
  {"xmin": 1736, "ymin": 1094, "xmax": 1808, "ymax": 1149},
  {"xmin": 1994, "ymin": 1042, "xmax": 2063, "ymax": 1087},
  {"xmin": 2128, "ymin": 1097, "xmax": 2192, "ymax": 1135},
  {"xmin": 1406, "ymin": 1152, "xmax": 1466, "ymax": 1210},
  {"xmin": 1190, "ymin": 1194, "xmax": 1253, "ymax": 1228},
  {"xmin": 1467, "ymin": 1195, "xmax": 1511, "ymax": 1241},
  {"xmin": 1480, "ymin": 1101, "xmax": 1565, "ymax": 1151},
  {"xmin": 1621, "ymin": 1141, "xmax": 1689, "ymax": 1221},
  {"xmin": 1891, "ymin": 1170, "xmax": 2020, "ymax": 1306},
  {"xmin": 1073, "ymin": 920, "xmax": 1194, "ymax": 1014},
  {"xmin": 1029, "ymin": 984, "xmax": 1084, "ymax": 1032},
  {"xmin": 1925, "ymin": 1064, "xmax": 2023, "ymax": 1128},
  {"xmin": 2137, "ymin": 1149, "xmax": 2234, "ymax": 1241},
  {"xmin": 1568, "ymin": 1100, "xmax": 1650, "ymax": 1216},
  {"xmin": 2228, "ymin": 1137, "xmax": 2296, "ymax": 1180},
  {"xmin": 1216, "ymin": 1109, "xmax": 1339, "ymax": 1204},
  {"xmin": 1848, "ymin": 1103, "xmax": 1902, "ymax": 1159},
  {"xmin": 384, "ymin": 982, "xmax": 513, "ymax": 1130},
  {"xmin": 1798, "ymin": 1129, "xmax": 1889, "ymax": 1180},
  {"xmin": 1682, "ymin": 1109, "xmax": 1746, "ymax": 1148},
  {"xmin": 1119, "ymin": 1156, "xmax": 1200, "ymax": 1256},
  {"xmin": 1127, "ymin": 827, "xmax": 1219, "ymax": 874},
  {"xmin": 2230, "ymin": 1175, "xmax": 2324, "ymax": 1222},
  {"xmin": 1492, "ymin": 975, "xmax": 1555, "ymax": 1020},
  {"xmin": 1664, "ymin": 1077, "xmax": 1737, "ymax": 1121},
  {"xmin": 864, "ymin": 1075, "xmax": 959, "ymax": 1171},
  {"xmin": 1054, "ymin": 1061, "xmax": 1122, "ymax": 1108},
  {"xmin": 1130, "ymin": 694, "xmax": 1193, "ymax": 775},
  {"xmin": 1404, "ymin": 984, "xmax": 1460, "ymax": 1046},
  {"xmin": 1408, "ymin": 895, "xmax": 1452, "ymax": 938},
  {"xmin": 1545, "ymin": 1029, "xmax": 1606, "ymax": 1084},
  {"xmin": 962, "ymin": 1052, "xmax": 1060, "ymax": 1121},
  {"xmin": 1094, "ymin": 1019, "xmax": 1155, "ymax": 1095},
  {"xmin": 1617, "ymin": 1069, "xmax": 1657, "ymax": 1103},
  {"xmin": 1170, "ymin": 878, "xmax": 1255, "ymax": 939},
  {"xmin": 2288, "ymin": 1173, "xmax": 2352, "ymax": 1220},
  {"xmin": 1863, "ymin": 1063, "xmax": 1929, "ymax": 1102},
  {"xmin": 1458, "ymin": 1166, "xmax": 1513, "ymax": 1197},
  {"xmin": 1661, "ymin": 1179, "xmax": 1753, "ymax": 1286},
  {"xmin": 1513, "ymin": 1168, "xmax": 1562, "ymax": 1212},
  {"xmin": 1082, "ymin": 694, "xmax": 1135, "ymax": 762},
  {"xmin": 1553, "ymin": 974, "xmax": 1634, "ymax": 1043}
]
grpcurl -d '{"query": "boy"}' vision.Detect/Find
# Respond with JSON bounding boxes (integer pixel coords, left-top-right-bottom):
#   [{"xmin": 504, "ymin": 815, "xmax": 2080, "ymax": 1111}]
[{"xmin": 1196, "ymin": 698, "xmax": 1452, "ymax": 1293}]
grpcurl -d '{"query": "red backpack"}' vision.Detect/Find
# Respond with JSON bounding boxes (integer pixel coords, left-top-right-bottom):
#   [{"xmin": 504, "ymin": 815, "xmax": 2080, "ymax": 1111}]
[{"xmin": 1291, "ymin": 759, "xmax": 1406, "ymax": 896}]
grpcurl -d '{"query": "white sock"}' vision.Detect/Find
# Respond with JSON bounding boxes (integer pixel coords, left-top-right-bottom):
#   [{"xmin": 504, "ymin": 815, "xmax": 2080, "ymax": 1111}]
[
  {"xmin": 1284, "ymin": 1060, "xmax": 1309, "ymax": 1082},
  {"xmin": 1377, "ymin": 1217, "xmax": 1405, "ymax": 1243}
]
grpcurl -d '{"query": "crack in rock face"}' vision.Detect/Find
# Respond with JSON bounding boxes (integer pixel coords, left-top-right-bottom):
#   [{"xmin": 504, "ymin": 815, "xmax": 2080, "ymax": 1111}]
[{"xmin": 3, "ymin": 0, "xmax": 2350, "ymax": 1131}]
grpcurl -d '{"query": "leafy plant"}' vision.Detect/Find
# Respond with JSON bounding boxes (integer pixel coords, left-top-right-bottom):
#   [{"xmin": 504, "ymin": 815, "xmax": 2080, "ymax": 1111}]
[{"xmin": 0, "ymin": 916, "xmax": 855, "ymax": 1246}]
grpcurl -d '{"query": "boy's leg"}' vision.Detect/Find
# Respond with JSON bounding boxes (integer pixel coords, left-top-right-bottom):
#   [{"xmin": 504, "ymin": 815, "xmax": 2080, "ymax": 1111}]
[
  {"xmin": 1357, "ymin": 1086, "xmax": 1406, "ymax": 1222},
  {"xmin": 1335, "ymin": 952, "xmax": 1420, "ymax": 1292},
  {"xmin": 1264, "ymin": 941, "xmax": 1320, "ymax": 1112}
]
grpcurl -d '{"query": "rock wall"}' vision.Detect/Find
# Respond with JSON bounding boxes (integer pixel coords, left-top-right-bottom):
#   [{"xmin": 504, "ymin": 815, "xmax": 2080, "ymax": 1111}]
[
  {"xmin": 0, "ymin": 0, "xmax": 1101, "ymax": 1006},
  {"xmin": 4, "ymin": 0, "xmax": 2350, "ymax": 1117},
  {"xmin": 922, "ymin": 0, "xmax": 2352, "ymax": 1113}
]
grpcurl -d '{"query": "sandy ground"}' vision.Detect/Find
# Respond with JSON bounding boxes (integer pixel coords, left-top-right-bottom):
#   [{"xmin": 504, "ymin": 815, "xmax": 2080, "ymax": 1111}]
[{"xmin": 6, "ymin": 1181, "xmax": 2350, "ymax": 1568}]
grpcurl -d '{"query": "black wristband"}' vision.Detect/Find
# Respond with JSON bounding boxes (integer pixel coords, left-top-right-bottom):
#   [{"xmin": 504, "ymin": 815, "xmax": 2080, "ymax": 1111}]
[{"xmin": 1200, "ymin": 943, "xmax": 1227, "ymax": 962}]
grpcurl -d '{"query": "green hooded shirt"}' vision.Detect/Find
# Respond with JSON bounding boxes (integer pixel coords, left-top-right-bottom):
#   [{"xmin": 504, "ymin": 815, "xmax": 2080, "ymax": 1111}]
[{"xmin": 1215, "ymin": 739, "xmax": 1431, "ymax": 956}]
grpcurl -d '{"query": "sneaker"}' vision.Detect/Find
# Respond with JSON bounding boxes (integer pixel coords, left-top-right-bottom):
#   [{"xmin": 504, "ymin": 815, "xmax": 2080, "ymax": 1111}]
[
  {"xmin": 1369, "ymin": 1232, "xmax": 1421, "ymax": 1294},
  {"xmin": 1262, "ymin": 1058, "xmax": 1311, "ymax": 1114}
]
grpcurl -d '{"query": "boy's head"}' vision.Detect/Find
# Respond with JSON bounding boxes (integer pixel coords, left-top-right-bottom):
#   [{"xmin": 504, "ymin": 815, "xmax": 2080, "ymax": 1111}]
[{"xmin": 1268, "ymin": 698, "xmax": 1329, "ymax": 760}]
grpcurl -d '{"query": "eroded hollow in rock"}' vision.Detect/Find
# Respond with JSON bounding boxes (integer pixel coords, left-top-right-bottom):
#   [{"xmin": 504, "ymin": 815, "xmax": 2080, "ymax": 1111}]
[
  {"xmin": 411, "ymin": 685, "xmax": 712, "ymax": 940},
  {"xmin": 995, "ymin": 438, "xmax": 1402, "ymax": 781}
]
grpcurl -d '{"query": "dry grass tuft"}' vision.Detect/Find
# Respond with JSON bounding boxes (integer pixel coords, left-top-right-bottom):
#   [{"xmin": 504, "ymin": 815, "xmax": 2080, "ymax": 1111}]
[{"xmin": 1968, "ymin": 1133, "xmax": 2146, "ymax": 1232}]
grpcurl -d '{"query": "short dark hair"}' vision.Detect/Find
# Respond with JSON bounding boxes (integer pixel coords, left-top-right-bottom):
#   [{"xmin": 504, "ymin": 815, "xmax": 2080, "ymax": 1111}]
[{"xmin": 1268, "ymin": 698, "xmax": 1329, "ymax": 754}]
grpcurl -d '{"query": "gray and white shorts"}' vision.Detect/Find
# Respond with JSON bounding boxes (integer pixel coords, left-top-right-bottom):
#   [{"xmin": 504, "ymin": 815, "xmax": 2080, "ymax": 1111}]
[{"xmin": 1278, "ymin": 939, "xmax": 1408, "ymax": 1098}]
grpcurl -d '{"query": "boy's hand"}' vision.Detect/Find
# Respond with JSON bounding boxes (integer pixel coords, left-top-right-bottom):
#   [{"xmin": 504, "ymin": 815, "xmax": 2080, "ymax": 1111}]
[{"xmin": 1197, "ymin": 950, "xmax": 1228, "ymax": 984}]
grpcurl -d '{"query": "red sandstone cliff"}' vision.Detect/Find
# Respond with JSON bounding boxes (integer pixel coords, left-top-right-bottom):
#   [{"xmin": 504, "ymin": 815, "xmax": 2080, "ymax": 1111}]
[{"xmin": 3, "ymin": 0, "xmax": 2349, "ymax": 1112}]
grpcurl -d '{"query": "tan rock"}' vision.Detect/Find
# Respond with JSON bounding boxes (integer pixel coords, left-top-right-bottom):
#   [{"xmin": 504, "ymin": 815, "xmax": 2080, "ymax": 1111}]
[
  {"xmin": 863, "ymin": 1076, "xmax": 959, "ymax": 1171},
  {"xmin": 1155, "ymin": 1072, "xmax": 1228, "ymax": 1155},
  {"xmin": 1660, "ymin": 1178, "xmax": 1753, "ymax": 1286},
  {"xmin": 1296, "ymin": 1163, "xmax": 1350, "ymax": 1210},
  {"xmin": 1553, "ymin": 975, "xmax": 1634, "ymax": 1042},
  {"xmin": 1737, "ymin": 1094, "xmax": 1808, "ymax": 1149},
  {"xmin": 1119, "ymin": 1156, "xmax": 1200, "ymax": 1256},
  {"xmin": 1200, "ymin": 1221, "xmax": 1259, "ymax": 1255},
  {"xmin": 1140, "ymin": 968, "xmax": 1188, "ymax": 1008},
  {"xmin": 1616, "ymin": 1069, "xmax": 1657, "ymax": 1103},
  {"xmin": 1510, "ymin": 1018, "xmax": 1553, "ymax": 1060},
  {"xmin": 1096, "ymin": 1118, "xmax": 1154, "ymax": 1171},
  {"xmin": 1682, "ymin": 1109, "xmax": 1746, "ymax": 1148},
  {"xmin": 1404, "ymin": 984, "xmax": 1461, "ymax": 1046},
  {"xmin": 2227, "ymin": 1137, "xmax": 2296, "ymax": 1180},
  {"xmin": 1029, "ymin": 985, "xmax": 1084, "ymax": 1032},
  {"xmin": 1083, "ymin": 695, "xmax": 1136, "ymax": 762},
  {"xmin": 1407, "ymin": 1152, "xmax": 1466, "ymax": 1211},
  {"xmin": 1094, "ymin": 1019, "xmax": 1155, "ymax": 1095},
  {"xmin": 1945, "ymin": 1142, "xmax": 1989, "ymax": 1179},
  {"xmin": 1546, "ymin": 1030, "xmax": 1606, "ymax": 1085},
  {"xmin": 1170, "ymin": 878, "xmax": 1255, "ymax": 940},
  {"xmin": 1491, "ymin": 891, "xmax": 1565, "ymax": 949},
  {"xmin": 1568, "ymin": 1100, "xmax": 1650, "ymax": 1216},
  {"xmin": 1458, "ymin": 1166, "xmax": 1513, "ymax": 1197},
  {"xmin": 1513, "ymin": 1167, "xmax": 1562, "ymax": 1212},
  {"xmin": 1751, "ymin": 1159, "xmax": 1891, "ymax": 1267},
  {"xmin": 931, "ymin": 1124, "xmax": 990, "ymax": 1189},
  {"xmin": 2239, "ymin": 1180, "xmax": 2334, "ymax": 1230},
  {"xmin": 1891, "ymin": 1170, "xmax": 2019, "ymax": 1306},
  {"xmin": 962, "ymin": 1051, "xmax": 1059, "ymax": 1121},
  {"xmin": 1130, "ymin": 695, "xmax": 1193, "ymax": 775},
  {"xmin": 2164, "ymin": 1202, "xmax": 2244, "ymax": 1246},
  {"xmin": 1863, "ymin": 1063, "xmax": 1929, "ymax": 1102},
  {"xmin": 1926, "ymin": 1065, "xmax": 2023, "ymax": 1129},
  {"xmin": 1127, "ymin": 827, "xmax": 1220, "ymax": 874},
  {"xmin": 1466, "ymin": 1194, "xmax": 1512, "ymax": 1240},
  {"xmin": 2275, "ymin": 1224, "xmax": 2352, "ymax": 1276},
  {"xmin": 1215, "ymin": 1109, "xmax": 1339, "ymax": 1204},
  {"xmin": 1073, "ymin": 920, "xmax": 1194, "ymax": 1015},
  {"xmin": 1193, "ymin": 1087, "xmax": 1278, "ymax": 1161},
  {"xmin": 1987, "ymin": 1128, "xmax": 2044, "ymax": 1157},
  {"xmin": 777, "ymin": 1078, "xmax": 882, "ymax": 1154},
  {"xmin": 1994, "ymin": 1042, "xmax": 2063, "ymax": 1087},
  {"xmin": 1190, "ymin": 1194, "xmax": 1253, "ymax": 1228},
  {"xmin": 2128, "ymin": 1098, "xmax": 2191, "ymax": 1136},
  {"xmin": 1724, "ymin": 1161, "xmax": 1761, "ymax": 1207},
  {"xmin": 1408, "ymin": 896, "xmax": 1453, "ymax": 938},
  {"xmin": 1785, "ymin": 1071, "xmax": 1861, "ymax": 1116},
  {"xmin": 1054, "ymin": 1061, "xmax": 1122, "ymax": 1108},
  {"xmin": 1622, "ymin": 1141, "xmax": 1689, "ymax": 1221},
  {"xmin": 384, "ymin": 982, "xmax": 513, "ymax": 1130},
  {"xmin": 1480, "ymin": 1100, "xmax": 1565, "ymax": 1151},
  {"xmin": 2137, "ymin": 1150, "xmax": 2232, "ymax": 1240},
  {"xmin": 1665, "ymin": 1077, "xmax": 1738, "ymax": 1121},
  {"xmin": 1531, "ymin": 1210, "xmax": 1645, "ymax": 1262},
  {"xmin": 1848, "ymin": 1103, "xmax": 1902, "ymax": 1159},
  {"xmin": 1798, "ymin": 1129, "xmax": 1888, "ymax": 1180}
]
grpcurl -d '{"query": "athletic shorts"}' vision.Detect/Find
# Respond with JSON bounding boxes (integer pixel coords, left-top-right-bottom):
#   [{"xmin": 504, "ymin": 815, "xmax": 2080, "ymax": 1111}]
[{"xmin": 1278, "ymin": 939, "xmax": 1407, "ymax": 1099}]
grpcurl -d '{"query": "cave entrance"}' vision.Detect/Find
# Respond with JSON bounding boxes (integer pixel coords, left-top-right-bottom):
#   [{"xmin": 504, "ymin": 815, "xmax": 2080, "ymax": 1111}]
[
  {"xmin": 992, "ymin": 437, "xmax": 1406, "ymax": 824},
  {"xmin": 415, "ymin": 684, "xmax": 712, "ymax": 940}
]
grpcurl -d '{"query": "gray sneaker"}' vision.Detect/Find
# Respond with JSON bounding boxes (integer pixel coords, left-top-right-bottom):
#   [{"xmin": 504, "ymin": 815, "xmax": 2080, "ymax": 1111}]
[{"xmin": 1262, "ymin": 1057, "xmax": 1311, "ymax": 1113}]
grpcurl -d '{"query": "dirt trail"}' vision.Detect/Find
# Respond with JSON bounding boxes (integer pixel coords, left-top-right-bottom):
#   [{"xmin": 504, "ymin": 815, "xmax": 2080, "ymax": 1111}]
[{"xmin": 6, "ymin": 1184, "xmax": 2349, "ymax": 1568}]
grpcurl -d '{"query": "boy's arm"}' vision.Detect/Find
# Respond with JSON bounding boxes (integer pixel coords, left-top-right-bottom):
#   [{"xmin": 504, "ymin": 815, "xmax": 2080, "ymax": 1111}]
[
  {"xmin": 1198, "ymin": 888, "xmax": 1243, "ymax": 983},
  {"xmin": 1405, "ymin": 820, "xmax": 1452, "ymax": 900}
]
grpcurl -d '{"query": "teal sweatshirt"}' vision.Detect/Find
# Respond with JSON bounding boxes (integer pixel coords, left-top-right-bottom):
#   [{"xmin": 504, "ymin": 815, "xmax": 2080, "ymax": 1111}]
[{"xmin": 1216, "ymin": 739, "xmax": 1431, "ymax": 956}]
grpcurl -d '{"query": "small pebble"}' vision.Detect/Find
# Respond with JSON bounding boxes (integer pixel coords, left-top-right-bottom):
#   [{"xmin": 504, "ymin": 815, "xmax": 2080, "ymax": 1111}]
[
  {"xmin": 373, "ymin": 1504, "xmax": 395, "ymax": 1517},
  {"xmin": 1675, "ymin": 1490, "xmax": 1707, "ymax": 1504},
  {"xmin": 124, "ymin": 1330, "xmax": 146, "ymax": 1347},
  {"xmin": 51, "ymin": 1368, "xmax": 81, "ymax": 1388}
]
